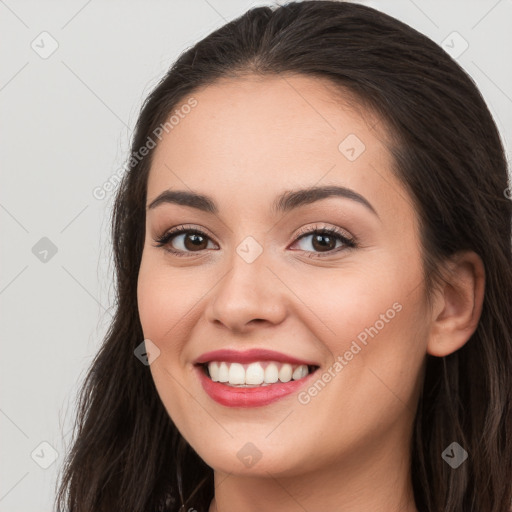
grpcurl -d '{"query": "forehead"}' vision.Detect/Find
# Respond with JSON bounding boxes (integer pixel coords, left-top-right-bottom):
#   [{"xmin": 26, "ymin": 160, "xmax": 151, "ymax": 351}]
[{"xmin": 147, "ymin": 73, "xmax": 407, "ymax": 221}]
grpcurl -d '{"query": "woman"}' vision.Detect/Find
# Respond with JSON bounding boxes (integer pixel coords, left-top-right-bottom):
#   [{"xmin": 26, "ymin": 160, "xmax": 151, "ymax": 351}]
[{"xmin": 55, "ymin": 1, "xmax": 512, "ymax": 511}]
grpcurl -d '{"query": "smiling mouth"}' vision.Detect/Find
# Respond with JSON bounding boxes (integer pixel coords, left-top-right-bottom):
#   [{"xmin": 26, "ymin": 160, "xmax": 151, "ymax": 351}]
[{"xmin": 197, "ymin": 361, "xmax": 320, "ymax": 387}]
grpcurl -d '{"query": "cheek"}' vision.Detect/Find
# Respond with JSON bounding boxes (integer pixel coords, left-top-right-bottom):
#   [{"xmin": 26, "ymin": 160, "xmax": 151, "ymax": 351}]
[
  {"xmin": 288, "ymin": 256, "xmax": 414, "ymax": 343},
  {"xmin": 137, "ymin": 255, "xmax": 203, "ymax": 429},
  {"xmin": 137, "ymin": 253, "xmax": 198, "ymax": 342},
  {"xmin": 289, "ymin": 254, "xmax": 428, "ymax": 395}
]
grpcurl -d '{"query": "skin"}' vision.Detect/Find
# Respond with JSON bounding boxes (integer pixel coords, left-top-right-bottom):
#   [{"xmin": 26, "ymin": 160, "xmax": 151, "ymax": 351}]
[{"xmin": 137, "ymin": 74, "xmax": 485, "ymax": 512}]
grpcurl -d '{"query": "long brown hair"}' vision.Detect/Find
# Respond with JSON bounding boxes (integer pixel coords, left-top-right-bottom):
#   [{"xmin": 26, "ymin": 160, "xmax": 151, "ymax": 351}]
[{"xmin": 55, "ymin": 2, "xmax": 512, "ymax": 511}]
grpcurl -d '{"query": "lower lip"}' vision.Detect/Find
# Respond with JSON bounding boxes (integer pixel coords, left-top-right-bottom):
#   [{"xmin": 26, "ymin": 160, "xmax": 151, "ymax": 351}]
[{"xmin": 195, "ymin": 365, "xmax": 318, "ymax": 407}]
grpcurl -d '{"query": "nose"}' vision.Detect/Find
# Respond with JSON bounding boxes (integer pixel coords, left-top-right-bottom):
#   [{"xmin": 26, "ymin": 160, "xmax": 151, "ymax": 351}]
[{"xmin": 205, "ymin": 249, "xmax": 288, "ymax": 334}]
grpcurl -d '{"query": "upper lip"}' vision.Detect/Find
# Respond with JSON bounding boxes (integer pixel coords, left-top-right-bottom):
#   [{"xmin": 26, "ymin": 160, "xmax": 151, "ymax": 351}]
[{"xmin": 194, "ymin": 348, "xmax": 319, "ymax": 367}]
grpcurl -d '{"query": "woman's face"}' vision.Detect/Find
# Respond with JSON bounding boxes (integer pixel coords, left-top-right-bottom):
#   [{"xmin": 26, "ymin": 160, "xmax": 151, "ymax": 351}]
[{"xmin": 137, "ymin": 74, "xmax": 432, "ymax": 477}]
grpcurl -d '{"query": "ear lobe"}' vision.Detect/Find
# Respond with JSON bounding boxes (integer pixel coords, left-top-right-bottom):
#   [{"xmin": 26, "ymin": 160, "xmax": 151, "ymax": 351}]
[{"xmin": 426, "ymin": 251, "xmax": 485, "ymax": 357}]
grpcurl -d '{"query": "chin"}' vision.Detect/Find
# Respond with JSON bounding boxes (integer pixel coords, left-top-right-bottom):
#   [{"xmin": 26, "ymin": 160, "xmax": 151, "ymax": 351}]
[{"xmin": 185, "ymin": 433, "xmax": 312, "ymax": 477}]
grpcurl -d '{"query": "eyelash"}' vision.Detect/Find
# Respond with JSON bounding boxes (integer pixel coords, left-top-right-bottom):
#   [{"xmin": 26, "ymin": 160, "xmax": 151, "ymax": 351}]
[{"xmin": 153, "ymin": 223, "xmax": 357, "ymax": 258}]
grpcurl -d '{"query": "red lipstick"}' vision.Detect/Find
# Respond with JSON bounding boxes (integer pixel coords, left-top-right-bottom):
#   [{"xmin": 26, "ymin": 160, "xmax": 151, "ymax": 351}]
[{"xmin": 194, "ymin": 348, "xmax": 319, "ymax": 408}]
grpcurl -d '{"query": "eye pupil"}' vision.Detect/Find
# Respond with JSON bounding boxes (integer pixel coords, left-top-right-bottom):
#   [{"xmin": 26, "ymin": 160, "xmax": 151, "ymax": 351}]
[
  {"xmin": 312, "ymin": 233, "xmax": 336, "ymax": 252},
  {"xmin": 184, "ymin": 233, "xmax": 207, "ymax": 250}
]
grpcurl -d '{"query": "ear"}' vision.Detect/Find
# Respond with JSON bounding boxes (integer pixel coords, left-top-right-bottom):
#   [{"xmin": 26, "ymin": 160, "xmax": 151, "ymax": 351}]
[{"xmin": 427, "ymin": 251, "xmax": 485, "ymax": 357}]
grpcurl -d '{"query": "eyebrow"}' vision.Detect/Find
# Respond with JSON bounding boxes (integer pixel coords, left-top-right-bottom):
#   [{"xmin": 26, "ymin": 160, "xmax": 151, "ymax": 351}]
[{"xmin": 147, "ymin": 185, "xmax": 379, "ymax": 218}]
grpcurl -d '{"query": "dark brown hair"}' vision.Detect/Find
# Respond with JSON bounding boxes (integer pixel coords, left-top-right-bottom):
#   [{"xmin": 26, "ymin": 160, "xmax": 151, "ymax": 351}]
[{"xmin": 55, "ymin": 1, "xmax": 512, "ymax": 511}]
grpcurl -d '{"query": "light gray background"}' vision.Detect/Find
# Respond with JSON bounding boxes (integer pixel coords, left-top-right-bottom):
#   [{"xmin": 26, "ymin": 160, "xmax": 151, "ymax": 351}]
[{"xmin": 1, "ymin": 1, "xmax": 511, "ymax": 510}]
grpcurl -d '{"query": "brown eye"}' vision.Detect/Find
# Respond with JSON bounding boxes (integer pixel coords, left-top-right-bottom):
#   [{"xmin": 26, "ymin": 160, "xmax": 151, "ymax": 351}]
[
  {"xmin": 180, "ymin": 232, "xmax": 209, "ymax": 251},
  {"xmin": 154, "ymin": 227, "xmax": 217, "ymax": 256},
  {"xmin": 291, "ymin": 226, "xmax": 356, "ymax": 258},
  {"xmin": 310, "ymin": 233, "xmax": 338, "ymax": 252},
  {"xmin": 166, "ymin": 231, "xmax": 214, "ymax": 252}
]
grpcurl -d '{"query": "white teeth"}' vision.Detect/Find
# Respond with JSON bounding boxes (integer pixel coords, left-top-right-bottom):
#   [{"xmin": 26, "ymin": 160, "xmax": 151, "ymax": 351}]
[
  {"xmin": 264, "ymin": 363, "xmax": 279, "ymax": 383},
  {"xmin": 292, "ymin": 364, "xmax": 308, "ymax": 380},
  {"xmin": 205, "ymin": 361, "xmax": 312, "ymax": 386},
  {"xmin": 278, "ymin": 363, "xmax": 293, "ymax": 383},
  {"xmin": 245, "ymin": 362, "xmax": 265, "ymax": 385},
  {"xmin": 228, "ymin": 363, "xmax": 245, "ymax": 384},
  {"xmin": 218, "ymin": 362, "xmax": 229, "ymax": 382},
  {"xmin": 209, "ymin": 361, "xmax": 220, "ymax": 382}
]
